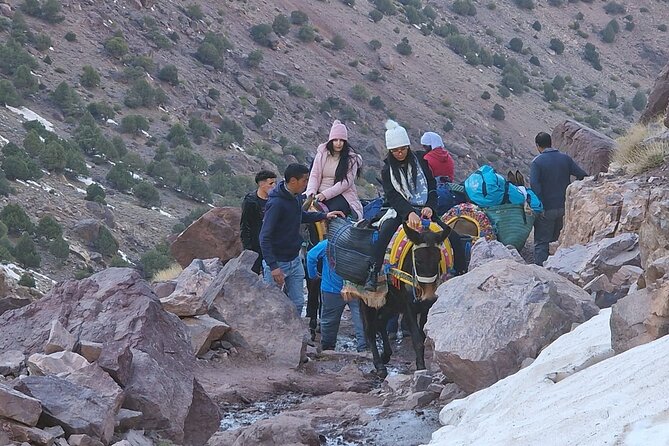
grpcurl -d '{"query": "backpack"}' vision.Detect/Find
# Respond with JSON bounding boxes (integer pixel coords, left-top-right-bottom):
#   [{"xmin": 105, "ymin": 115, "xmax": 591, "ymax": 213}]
[
  {"xmin": 436, "ymin": 178, "xmax": 467, "ymax": 216},
  {"xmin": 465, "ymin": 165, "xmax": 525, "ymax": 208}
]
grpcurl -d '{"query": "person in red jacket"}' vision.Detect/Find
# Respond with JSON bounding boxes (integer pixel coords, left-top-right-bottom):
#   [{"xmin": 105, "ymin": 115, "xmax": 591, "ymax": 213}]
[{"xmin": 420, "ymin": 131, "xmax": 455, "ymax": 182}]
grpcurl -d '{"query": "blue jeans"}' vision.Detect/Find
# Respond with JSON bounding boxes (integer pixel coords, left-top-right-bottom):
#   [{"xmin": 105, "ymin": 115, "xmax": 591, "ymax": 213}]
[
  {"xmin": 263, "ymin": 257, "xmax": 305, "ymax": 316},
  {"xmin": 320, "ymin": 291, "xmax": 367, "ymax": 351},
  {"xmin": 534, "ymin": 208, "xmax": 565, "ymax": 266}
]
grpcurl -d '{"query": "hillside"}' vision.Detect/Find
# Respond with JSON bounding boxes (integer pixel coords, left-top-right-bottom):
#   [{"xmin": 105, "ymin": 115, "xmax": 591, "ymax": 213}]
[{"xmin": 0, "ymin": 0, "xmax": 667, "ymax": 281}]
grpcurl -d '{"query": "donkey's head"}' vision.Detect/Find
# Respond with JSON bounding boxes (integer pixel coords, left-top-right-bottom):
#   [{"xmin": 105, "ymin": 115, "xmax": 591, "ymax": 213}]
[
  {"xmin": 402, "ymin": 222, "xmax": 451, "ymax": 300},
  {"xmin": 507, "ymin": 170, "xmax": 526, "ymax": 187}
]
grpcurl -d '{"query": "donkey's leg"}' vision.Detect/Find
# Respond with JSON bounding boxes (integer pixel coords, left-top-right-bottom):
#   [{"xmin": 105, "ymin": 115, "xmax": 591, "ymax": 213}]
[
  {"xmin": 403, "ymin": 292, "xmax": 427, "ymax": 370},
  {"xmin": 361, "ymin": 303, "xmax": 387, "ymax": 378},
  {"xmin": 378, "ymin": 309, "xmax": 393, "ymax": 365}
]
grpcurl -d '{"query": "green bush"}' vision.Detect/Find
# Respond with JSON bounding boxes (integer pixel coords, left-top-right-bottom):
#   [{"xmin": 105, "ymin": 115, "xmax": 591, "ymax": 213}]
[
  {"xmin": 39, "ymin": 140, "xmax": 67, "ymax": 172},
  {"xmin": 604, "ymin": 2, "xmax": 625, "ymax": 14},
  {"xmin": 106, "ymin": 165, "xmax": 134, "ymax": 192},
  {"xmin": 0, "ymin": 79, "xmax": 22, "ymax": 106},
  {"xmin": 104, "ymin": 36, "xmax": 129, "ymax": 58},
  {"xmin": 124, "ymin": 79, "xmax": 166, "ymax": 108},
  {"xmin": 369, "ymin": 39, "xmax": 382, "ymax": 50},
  {"xmin": 133, "ymin": 181, "xmax": 161, "ymax": 208},
  {"xmin": 584, "ymin": 43, "xmax": 602, "ymax": 70},
  {"xmin": 659, "ymin": 24, "xmax": 668, "ymax": 32},
  {"xmin": 87, "ymin": 102, "xmax": 116, "ymax": 121},
  {"xmin": 508, "ymin": 37, "xmax": 523, "ymax": 53},
  {"xmin": 121, "ymin": 152, "xmax": 146, "ymax": 173},
  {"xmin": 13, "ymin": 233, "xmax": 40, "ymax": 267},
  {"xmin": 18, "ymin": 272, "xmax": 35, "ymax": 287},
  {"xmin": 350, "ymin": 84, "xmax": 369, "ymax": 102},
  {"xmin": 94, "ymin": 226, "xmax": 119, "ymax": 256},
  {"xmin": 188, "ymin": 116, "xmax": 212, "ymax": 144},
  {"xmin": 0, "ymin": 203, "xmax": 33, "ymax": 234},
  {"xmin": 50, "ymin": 81, "xmax": 81, "ymax": 116},
  {"xmin": 80, "ymin": 65, "xmax": 100, "ymax": 88},
  {"xmin": 601, "ymin": 20, "xmax": 618, "ymax": 43},
  {"xmin": 219, "ymin": 118, "xmax": 244, "ymax": 144},
  {"xmin": 632, "ymin": 91, "xmax": 647, "ymax": 111},
  {"xmin": 369, "ymin": 9, "xmax": 383, "ymax": 22},
  {"xmin": 247, "ymin": 50, "xmax": 263, "ymax": 68},
  {"xmin": 297, "ymin": 25, "xmax": 315, "ymax": 43},
  {"xmin": 64, "ymin": 31, "xmax": 76, "ymax": 42},
  {"xmin": 608, "ymin": 90, "xmax": 619, "ymax": 109},
  {"xmin": 481, "ymin": 91, "xmax": 491, "ymax": 100},
  {"xmin": 583, "ymin": 84, "xmax": 598, "ymax": 98},
  {"xmin": 491, "ymin": 103, "xmax": 505, "ymax": 120},
  {"xmin": 167, "ymin": 123, "xmax": 190, "ymax": 147},
  {"xmin": 373, "ymin": 0, "xmax": 396, "ymax": 15},
  {"xmin": 396, "ymin": 37, "xmax": 412, "ymax": 55},
  {"xmin": 32, "ymin": 33, "xmax": 51, "ymax": 51},
  {"xmin": 369, "ymin": 96, "xmax": 385, "ymax": 109},
  {"xmin": 552, "ymin": 75, "xmax": 566, "ymax": 90},
  {"xmin": 513, "ymin": 0, "xmax": 534, "ymax": 10},
  {"xmin": 287, "ymin": 83, "xmax": 312, "ymax": 98},
  {"xmin": 332, "ymin": 34, "xmax": 346, "ymax": 51},
  {"xmin": 120, "ymin": 115, "xmax": 150, "ymax": 135},
  {"xmin": 85, "ymin": 183, "xmax": 106, "ymax": 204},
  {"xmin": 140, "ymin": 242, "xmax": 173, "ymax": 278},
  {"xmin": 174, "ymin": 146, "xmax": 207, "ymax": 172},
  {"xmin": 272, "ymin": 14, "xmax": 291, "ymax": 36},
  {"xmin": 147, "ymin": 159, "xmax": 178, "ymax": 187},
  {"xmin": 621, "ymin": 100, "xmax": 634, "ymax": 116},
  {"xmin": 208, "ymin": 157, "xmax": 232, "ymax": 175},
  {"xmin": 0, "ymin": 39, "xmax": 38, "ymax": 75},
  {"xmin": 543, "ymin": 83, "xmax": 558, "ymax": 102},
  {"xmin": 195, "ymin": 32, "xmax": 232, "ymax": 68},
  {"xmin": 529, "ymin": 56, "xmax": 540, "ymax": 66},
  {"xmin": 532, "ymin": 21, "xmax": 542, "ymax": 31},
  {"xmin": 549, "ymin": 38, "xmax": 565, "ymax": 54},
  {"xmin": 49, "ymin": 236, "xmax": 69, "ymax": 259},
  {"xmin": 178, "ymin": 172, "xmax": 212, "ymax": 203},
  {"xmin": 250, "ymin": 23, "xmax": 273, "ymax": 47},
  {"xmin": 209, "ymin": 173, "xmax": 255, "ymax": 198},
  {"xmin": 290, "ymin": 10, "xmax": 309, "ymax": 25},
  {"xmin": 157, "ymin": 64, "xmax": 179, "ymax": 86},
  {"xmin": 185, "ymin": 4, "xmax": 204, "ymax": 20},
  {"xmin": 36, "ymin": 215, "xmax": 62, "ymax": 240},
  {"xmin": 452, "ymin": 0, "xmax": 476, "ymax": 16},
  {"xmin": 23, "ymin": 130, "xmax": 44, "ymax": 157}
]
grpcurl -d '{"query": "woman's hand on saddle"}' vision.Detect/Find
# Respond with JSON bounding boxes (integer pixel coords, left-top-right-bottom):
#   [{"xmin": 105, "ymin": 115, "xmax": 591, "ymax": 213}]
[
  {"xmin": 315, "ymin": 193, "xmax": 326, "ymax": 202},
  {"xmin": 326, "ymin": 210, "xmax": 345, "ymax": 219},
  {"xmin": 420, "ymin": 207, "xmax": 433, "ymax": 220},
  {"xmin": 271, "ymin": 268, "xmax": 285, "ymax": 287},
  {"xmin": 407, "ymin": 211, "xmax": 422, "ymax": 230}
]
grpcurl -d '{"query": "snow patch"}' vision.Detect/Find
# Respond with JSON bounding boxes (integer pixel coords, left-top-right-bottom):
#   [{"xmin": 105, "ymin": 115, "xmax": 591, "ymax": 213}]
[
  {"xmin": 141, "ymin": 130, "xmax": 151, "ymax": 138},
  {"xmin": 77, "ymin": 176, "xmax": 98, "ymax": 187},
  {"xmin": 107, "ymin": 119, "xmax": 119, "ymax": 126},
  {"xmin": 5, "ymin": 105, "xmax": 55, "ymax": 132},
  {"xmin": 118, "ymin": 250, "xmax": 134, "ymax": 265},
  {"xmin": 131, "ymin": 173, "xmax": 143, "ymax": 180},
  {"xmin": 0, "ymin": 134, "xmax": 9, "ymax": 147},
  {"xmin": 152, "ymin": 207, "xmax": 175, "ymax": 218}
]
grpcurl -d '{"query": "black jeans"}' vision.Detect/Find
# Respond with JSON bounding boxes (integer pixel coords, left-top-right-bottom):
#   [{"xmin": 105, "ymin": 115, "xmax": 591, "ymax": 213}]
[
  {"xmin": 534, "ymin": 208, "xmax": 565, "ymax": 266},
  {"xmin": 322, "ymin": 194, "xmax": 351, "ymax": 217}
]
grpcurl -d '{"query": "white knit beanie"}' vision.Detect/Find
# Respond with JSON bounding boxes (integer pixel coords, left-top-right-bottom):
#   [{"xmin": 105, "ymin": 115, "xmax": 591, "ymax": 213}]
[{"xmin": 385, "ymin": 119, "xmax": 410, "ymax": 150}]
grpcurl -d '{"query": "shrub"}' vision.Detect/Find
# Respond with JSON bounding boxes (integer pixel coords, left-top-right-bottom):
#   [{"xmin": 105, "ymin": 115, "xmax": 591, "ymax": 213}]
[
  {"xmin": 369, "ymin": 96, "xmax": 385, "ymax": 110},
  {"xmin": 529, "ymin": 56, "xmax": 540, "ymax": 66},
  {"xmin": 188, "ymin": 116, "xmax": 212, "ymax": 143},
  {"xmin": 133, "ymin": 181, "xmax": 161, "ymax": 208},
  {"xmin": 583, "ymin": 85, "xmax": 598, "ymax": 98},
  {"xmin": 604, "ymin": 2, "xmax": 626, "ymax": 14},
  {"xmin": 250, "ymin": 23, "xmax": 273, "ymax": 46},
  {"xmin": 247, "ymin": 50, "xmax": 263, "ymax": 68},
  {"xmin": 0, "ymin": 39, "xmax": 38, "ymax": 75},
  {"xmin": 332, "ymin": 34, "xmax": 346, "ymax": 51},
  {"xmin": 50, "ymin": 81, "xmax": 81, "ymax": 116},
  {"xmin": 373, "ymin": 0, "xmax": 396, "ymax": 15},
  {"xmin": 178, "ymin": 173, "xmax": 212, "ymax": 203},
  {"xmin": 481, "ymin": 91, "xmax": 491, "ymax": 100},
  {"xmin": 513, "ymin": 0, "xmax": 534, "ymax": 9},
  {"xmin": 23, "ymin": 130, "xmax": 44, "ymax": 157},
  {"xmin": 121, "ymin": 115, "xmax": 150, "ymax": 135},
  {"xmin": 369, "ymin": 9, "xmax": 383, "ymax": 22},
  {"xmin": 13, "ymin": 234, "xmax": 40, "ymax": 267},
  {"xmin": 95, "ymin": 226, "xmax": 119, "ymax": 256},
  {"xmin": 147, "ymin": 159, "xmax": 178, "ymax": 187},
  {"xmin": 104, "ymin": 36, "xmax": 128, "ymax": 58},
  {"xmin": 498, "ymin": 85, "xmax": 511, "ymax": 98},
  {"xmin": 64, "ymin": 31, "xmax": 76, "ymax": 42},
  {"xmin": 80, "ymin": 65, "xmax": 100, "ymax": 88},
  {"xmin": 219, "ymin": 118, "xmax": 244, "ymax": 143},
  {"xmin": 124, "ymin": 79, "xmax": 166, "ymax": 108},
  {"xmin": 174, "ymin": 146, "xmax": 207, "ymax": 172},
  {"xmin": 601, "ymin": 20, "xmax": 619, "ymax": 43},
  {"xmin": 396, "ymin": 37, "xmax": 412, "ymax": 55},
  {"xmin": 287, "ymin": 83, "xmax": 312, "ymax": 98},
  {"xmin": 549, "ymin": 38, "xmax": 565, "ymax": 54},
  {"xmin": 0, "ymin": 79, "xmax": 22, "ymax": 106},
  {"xmin": 508, "ymin": 37, "xmax": 523, "ymax": 53},
  {"xmin": 157, "ymin": 64, "xmax": 179, "ymax": 86},
  {"xmin": 272, "ymin": 14, "xmax": 290, "ymax": 36},
  {"xmin": 632, "ymin": 91, "xmax": 647, "ymax": 111},
  {"xmin": 36, "ymin": 215, "xmax": 62, "ymax": 240},
  {"xmin": 40, "ymin": 0, "xmax": 63, "ymax": 23},
  {"xmin": 584, "ymin": 43, "xmax": 603, "ymax": 70},
  {"xmin": 106, "ymin": 165, "xmax": 134, "ymax": 192},
  {"xmin": 532, "ymin": 21, "xmax": 542, "ymax": 32},
  {"xmin": 49, "ymin": 236, "xmax": 69, "ymax": 259},
  {"xmin": 39, "ymin": 140, "xmax": 66, "ymax": 172},
  {"xmin": 185, "ymin": 4, "xmax": 204, "ymax": 20},
  {"xmin": 290, "ymin": 10, "xmax": 309, "ymax": 25},
  {"xmin": 659, "ymin": 24, "xmax": 668, "ymax": 32},
  {"xmin": 543, "ymin": 83, "xmax": 558, "ymax": 102},
  {"xmin": 350, "ymin": 84, "xmax": 369, "ymax": 102},
  {"xmin": 0, "ymin": 203, "xmax": 33, "ymax": 234},
  {"xmin": 255, "ymin": 98, "xmax": 274, "ymax": 120},
  {"xmin": 608, "ymin": 90, "xmax": 619, "ymax": 109},
  {"xmin": 195, "ymin": 32, "xmax": 232, "ymax": 68},
  {"xmin": 122, "ymin": 152, "xmax": 146, "ymax": 173},
  {"xmin": 140, "ymin": 243, "xmax": 173, "ymax": 278},
  {"xmin": 452, "ymin": 0, "xmax": 476, "ymax": 16},
  {"xmin": 18, "ymin": 273, "xmax": 36, "ymax": 287},
  {"xmin": 85, "ymin": 183, "xmax": 106, "ymax": 204},
  {"xmin": 167, "ymin": 123, "xmax": 190, "ymax": 147},
  {"xmin": 369, "ymin": 39, "xmax": 382, "ymax": 51},
  {"xmin": 297, "ymin": 25, "xmax": 315, "ymax": 43},
  {"xmin": 491, "ymin": 103, "xmax": 505, "ymax": 120},
  {"xmin": 552, "ymin": 75, "xmax": 566, "ymax": 90}
]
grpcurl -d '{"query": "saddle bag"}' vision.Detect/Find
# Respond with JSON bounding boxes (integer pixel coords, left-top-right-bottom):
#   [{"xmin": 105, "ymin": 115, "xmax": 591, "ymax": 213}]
[
  {"xmin": 484, "ymin": 203, "xmax": 534, "ymax": 251},
  {"xmin": 327, "ymin": 217, "xmax": 376, "ymax": 284}
]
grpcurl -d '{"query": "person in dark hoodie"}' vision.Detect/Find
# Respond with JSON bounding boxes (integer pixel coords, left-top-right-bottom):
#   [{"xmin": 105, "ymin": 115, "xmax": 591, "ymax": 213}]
[
  {"xmin": 365, "ymin": 120, "xmax": 466, "ymax": 291},
  {"xmin": 260, "ymin": 163, "xmax": 344, "ymax": 315},
  {"xmin": 240, "ymin": 170, "xmax": 277, "ymax": 274},
  {"xmin": 420, "ymin": 131, "xmax": 455, "ymax": 182}
]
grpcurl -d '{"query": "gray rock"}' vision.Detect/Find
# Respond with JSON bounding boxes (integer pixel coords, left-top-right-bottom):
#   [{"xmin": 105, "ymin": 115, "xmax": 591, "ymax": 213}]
[
  {"xmin": 72, "ymin": 219, "xmax": 102, "ymax": 246},
  {"xmin": 160, "ymin": 258, "xmax": 223, "ymax": 317},
  {"xmin": 411, "ymin": 372, "xmax": 433, "ymax": 393},
  {"xmin": 407, "ymin": 391, "xmax": 438, "ymax": 408},
  {"xmin": 0, "ymin": 349, "xmax": 24, "ymax": 376},
  {"xmin": 0, "ymin": 418, "xmax": 55, "ymax": 446},
  {"xmin": 552, "ymin": 119, "xmax": 615, "ymax": 175},
  {"xmin": 44, "ymin": 320, "xmax": 77, "ymax": 354},
  {"xmin": 0, "ymin": 382, "xmax": 42, "ymax": 426},
  {"xmin": 27, "ymin": 351, "xmax": 90, "ymax": 376},
  {"xmin": 116, "ymin": 408, "xmax": 143, "ymax": 431},
  {"xmin": 469, "ymin": 238, "xmax": 524, "ymax": 270},
  {"xmin": 77, "ymin": 341, "xmax": 103, "ymax": 363},
  {"xmin": 68, "ymin": 433, "xmax": 104, "ymax": 446},
  {"xmin": 182, "ymin": 314, "xmax": 230, "ymax": 357},
  {"xmin": 439, "ymin": 383, "xmax": 462, "ymax": 401}
]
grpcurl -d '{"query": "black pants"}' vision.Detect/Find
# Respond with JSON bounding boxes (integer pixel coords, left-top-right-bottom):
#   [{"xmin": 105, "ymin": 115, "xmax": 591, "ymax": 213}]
[
  {"xmin": 372, "ymin": 215, "xmax": 468, "ymax": 275},
  {"xmin": 534, "ymin": 208, "xmax": 565, "ymax": 266},
  {"xmin": 251, "ymin": 250, "xmax": 263, "ymax": 275},
  {"xmin": 322, "ymin": 194, "xmax": 351, "ymax": 217}
]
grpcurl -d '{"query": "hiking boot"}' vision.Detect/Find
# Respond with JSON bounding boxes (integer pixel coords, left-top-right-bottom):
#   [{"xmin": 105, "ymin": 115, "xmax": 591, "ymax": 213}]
[{"xmin": 364, "ymin": 265, "xmax": 378, "ymax": 292}]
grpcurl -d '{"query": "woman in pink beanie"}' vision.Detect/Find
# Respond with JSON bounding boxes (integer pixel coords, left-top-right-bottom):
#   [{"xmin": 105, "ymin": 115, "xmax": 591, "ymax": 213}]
[{"xmin": 306, "ymin": 120, "xmax": 363, "ymax": 220}]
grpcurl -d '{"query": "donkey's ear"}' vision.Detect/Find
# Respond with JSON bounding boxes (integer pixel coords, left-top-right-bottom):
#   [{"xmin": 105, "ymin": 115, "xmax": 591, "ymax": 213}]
[
  {"xmin": 403, "ymin": 222, "xmax": 422, "ymax": 244},
  {"xmin": 507, "ymin": 171, "xmax": 516, "ymax": 184},
  {"xmin": 515, "ymin": 170, "xmax": 525, "ymax": 186}
]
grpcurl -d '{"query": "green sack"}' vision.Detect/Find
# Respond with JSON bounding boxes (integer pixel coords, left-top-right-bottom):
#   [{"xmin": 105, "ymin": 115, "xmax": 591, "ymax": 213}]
[{"xmin": 484, "ymin": 203, "xmax": 535, "ymax": 251}]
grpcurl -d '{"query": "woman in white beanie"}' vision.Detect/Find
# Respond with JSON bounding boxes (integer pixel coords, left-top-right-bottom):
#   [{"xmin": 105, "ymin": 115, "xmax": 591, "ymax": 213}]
[
  {"xmin": 306, "ymin": 120, "xmax": 363, "ymax": 219},
  {"xmin": 364, "ymin": 120, "xmax": 438, "ymax": 291}
]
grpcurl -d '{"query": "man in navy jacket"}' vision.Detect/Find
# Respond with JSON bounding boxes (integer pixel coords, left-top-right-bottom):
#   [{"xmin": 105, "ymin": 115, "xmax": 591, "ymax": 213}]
[
  {"xmin": 260, "ymin": 163, "xmax": 343, "ymax": 315},
  {"xmin": 530, "ymin": 132, "xmax": 587, "ymax": 266}
]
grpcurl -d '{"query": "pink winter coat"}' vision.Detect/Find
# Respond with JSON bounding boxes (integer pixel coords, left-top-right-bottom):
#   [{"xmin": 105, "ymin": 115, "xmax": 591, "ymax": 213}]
[{"xmin": 306, "ymin": 143, "xmax": 363, "ymax": 220}]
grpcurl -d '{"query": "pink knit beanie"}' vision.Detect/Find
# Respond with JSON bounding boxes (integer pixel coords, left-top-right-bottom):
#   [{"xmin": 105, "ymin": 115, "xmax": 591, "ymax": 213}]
[{"xmin": 328, "ymin": 120, "xmax": 348, "ymax": 141}]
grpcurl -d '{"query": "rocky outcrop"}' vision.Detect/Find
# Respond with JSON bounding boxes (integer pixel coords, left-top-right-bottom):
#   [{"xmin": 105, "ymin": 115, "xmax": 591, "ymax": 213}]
[
  {"xmin": 424, "ymin": 259, "xmax": 598, "ymax": 393},
  {"xmin": 0, "ymin": 383, "xmax": 42, "ymax": 426},
  {"xmin": 552, "ymin": 120, "xmax": 616, "ymax": 175},
  {"xmin": 638, "ymin": 186, "xmax": 669, "ymax": 268},
  {"xmin": 170, "ymin": 207, "xmax": 242, "ymax": 268},
  {"xmin": 203, "ymin": 250, "xmax": 305, "ymax": 366},
  {"xmin": 160, "ymin": 258, "xmax": 223, "ymax": 317},
  {"xmin": 182, "ymin": 315, "xmax": 231, "ymax": 357},
  {"xmin": 640, "ymin": 61, "xmax": 669, "ymax": 123},
  {"xmin": 0, "ymin": 268, "xmax": 220, "ymax": 445},
  {"xmin": 468, "ymin": 238, "xmax": 524, "ymax": 270}
]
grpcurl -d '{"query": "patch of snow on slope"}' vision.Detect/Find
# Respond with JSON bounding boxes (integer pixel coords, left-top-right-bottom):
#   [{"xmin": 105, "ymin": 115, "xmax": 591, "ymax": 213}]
[{"xmin": 5, "ymin": 105, "xmax": 55, "ymax": 132}]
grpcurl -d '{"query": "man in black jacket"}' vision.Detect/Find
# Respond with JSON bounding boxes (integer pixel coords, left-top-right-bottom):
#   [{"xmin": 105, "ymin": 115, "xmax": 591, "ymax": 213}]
[
  {"xmin": 240, "ymin": 170, "xmax": 276, "ymax": 274},
  {"xmin": 260, "ymin": 163, "xmax": 343, "ymax": 315}
]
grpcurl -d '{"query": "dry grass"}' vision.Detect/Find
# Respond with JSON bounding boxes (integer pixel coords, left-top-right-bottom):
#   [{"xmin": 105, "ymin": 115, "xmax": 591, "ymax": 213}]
[
  {"xmin": 152, "ymin": 263, "xmax": 183, "ymax": 282},
  {"xmin": 613, "ymin": 121, "xmax": 669, "ymax": 174}
]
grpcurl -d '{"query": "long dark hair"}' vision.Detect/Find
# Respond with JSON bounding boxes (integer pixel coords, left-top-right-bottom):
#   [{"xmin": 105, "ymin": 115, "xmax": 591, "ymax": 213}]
[
  {"xmin": 326, "ymin": 139, "xmax": 362, "ymax": 184},
  {"xmin": 387, "ymin": 147, "xmax": 418, "ymax": 187}
]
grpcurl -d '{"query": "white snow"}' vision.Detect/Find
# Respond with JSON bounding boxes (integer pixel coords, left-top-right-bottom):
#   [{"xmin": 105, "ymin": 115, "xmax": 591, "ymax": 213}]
[
  {"xmin": 152, "ymin": 207, "xmax": 174, "ymax": 219},
  {"xmin": 131, "ymin": 173, "xmax": 143, "ymax": 180},
  {"xmin": 76, "ymin": 176, "xmax": 97, "ymax": 187},
  {"xmin": 427, "ymin": 309, "xmax": 669, "ymax": 446},
  {"xmin": 5, "ymin": 105, "xmax": 55, "ymax": 132},
  {"xmin": 117, "ymin": 250, "xmax": 134, "ymax": 265},
  {"xmin": 106, "ymin": 119, "xmax": 119, "ymax": 126},
  {"xmin": 141, "ymin": 130, "xmax": 151, "ymax": 138},
  {"xmin": 0, "ymin": 134, "xmax": 9, "ymax": 146}
]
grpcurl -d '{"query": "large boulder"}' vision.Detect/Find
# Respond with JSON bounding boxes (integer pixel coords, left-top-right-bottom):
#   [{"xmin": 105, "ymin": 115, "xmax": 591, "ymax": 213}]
[
  {"xmin": 640, "ymin": 61, "xmax": 669, "ymax": 123},
  {"xmin": 424, "ymin": 259, "xmax": 598, "ymax": 393},
  {"xmin": 545, "ymin": 233, "xmax": 640, "ymax": 287},
  {"xmin": 202, "ymin": 251, "xmax": 305, "ymax": 366},
  {"xmin": 160, "ymin": 258, "xmax": 223, "ymax": 317},
  {"xmin": 638, "ymin": 186, "xmax": 669, "ymax": 269},
  {"xmin": 560, "ymin": 175, "xmax": 649, "ymax": 249},
  {"xmin": 552, "ymin": 119, "xmax": 616, "ymax": 175},
  {"xmin": 0, "ymin": 382, "xmax": 42, "ymax": 426},
  {"xmin": 0, "ymin": 268, "xmax": 220, "ymax": 445},
  {"xmin": 170, "ymin": 207, "xmax": 242, "ymax": 268},
  {"xmin": 468, "ymin": 238, "xmax": 524, "ymax": 271}
]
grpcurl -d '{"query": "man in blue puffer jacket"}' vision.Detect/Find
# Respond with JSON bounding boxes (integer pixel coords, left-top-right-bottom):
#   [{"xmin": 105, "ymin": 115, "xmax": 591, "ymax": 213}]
[
  {"xmin": 530, "ymin": 132, "xmax": 587, "ymax": 266},
  {"xmin": 260, "ymin": 163, "xmax": 343, "ymax": 315},
  {"xmin": 306, "ymin": 240, "xmax": 366, "ymax": 352}
]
